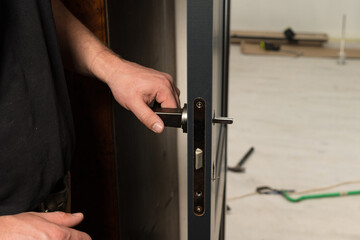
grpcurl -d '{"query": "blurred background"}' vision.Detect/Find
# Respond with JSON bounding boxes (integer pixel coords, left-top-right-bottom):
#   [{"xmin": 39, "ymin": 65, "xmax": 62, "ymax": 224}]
[
  {"xmin": 175, "ymin": 0, "xmax": 360, "ymax": 239},
  {"xmin": 225, "ymin": 0, "xmax": 360, "ymax": 239},
  {"xmin": 231, "ymin": 0, "xmax": 360, "ymax": 39}
]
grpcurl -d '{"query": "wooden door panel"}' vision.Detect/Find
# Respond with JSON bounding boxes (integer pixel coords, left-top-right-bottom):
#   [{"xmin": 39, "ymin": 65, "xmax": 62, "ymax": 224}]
[
  {"xmin": 62, "ymin": 0, "xmax": 179, "ymax": 239},
  {"xmin": 61, "ymin": 0, "xmax": 119, "ymax": 239}
]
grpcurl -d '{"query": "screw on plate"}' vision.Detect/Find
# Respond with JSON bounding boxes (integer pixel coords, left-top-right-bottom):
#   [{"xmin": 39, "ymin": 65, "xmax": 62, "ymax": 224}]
[
  {"xmin": 196, "ymin": 101, "xmax": 203, "ymax": 109},
  {"xmin": 195, "ymin": 206, "xmax": 203, "ymax": 213}
]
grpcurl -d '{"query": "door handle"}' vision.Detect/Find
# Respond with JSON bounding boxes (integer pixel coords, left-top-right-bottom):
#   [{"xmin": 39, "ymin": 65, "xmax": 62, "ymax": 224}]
[
  {"xmin": 152, "ymin": 103, "xmax": 188, "ymax": 133},
  {"xmin": 153, "ymin": 102, "xmax": 233, "ymax": 132},
  {"xmin": 212, "ymin": 117, "xmax": 233, "ymax": 125}
]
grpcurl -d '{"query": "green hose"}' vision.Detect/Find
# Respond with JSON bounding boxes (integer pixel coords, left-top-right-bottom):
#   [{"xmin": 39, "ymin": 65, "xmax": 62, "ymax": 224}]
[{"xmin": 281, "ymin": 190, "xmax": 360, "ymax": 203}]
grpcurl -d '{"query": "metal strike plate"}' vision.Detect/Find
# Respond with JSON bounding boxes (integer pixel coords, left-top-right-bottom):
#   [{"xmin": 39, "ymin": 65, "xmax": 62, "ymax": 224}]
[
  {"xmin": 153, "ymin": 99, "xmax": 207, "ymax": 216},
  {"xmin": 193, "ymin": 98, "xmax": 205, "ymax": 216}
]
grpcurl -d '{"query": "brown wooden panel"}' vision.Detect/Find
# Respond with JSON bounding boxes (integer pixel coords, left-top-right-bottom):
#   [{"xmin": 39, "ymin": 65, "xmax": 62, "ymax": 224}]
[
  {"xmin": 107, "ymin": 0, "xmax": 180, "ymax": 239},
  {"xmin": 61, "ymin": 0, "xmax": 107, "ymax": 42},
  {"xmin": 60, "ymin": 0, "xmax": 179, "ymax": 239},
  {"xmin": 61, "ymin": 1, "xmax": 119, "ymax": 239}
]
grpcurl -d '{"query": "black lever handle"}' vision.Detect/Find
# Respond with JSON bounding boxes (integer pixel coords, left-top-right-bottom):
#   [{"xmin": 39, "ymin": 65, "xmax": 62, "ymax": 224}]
[{"xmin": 152, "ymin": 102, "xmax": 187, "ymax": 133}]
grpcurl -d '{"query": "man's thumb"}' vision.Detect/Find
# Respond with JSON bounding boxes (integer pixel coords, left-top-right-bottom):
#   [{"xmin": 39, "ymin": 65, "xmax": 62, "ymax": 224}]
[
  {"xmin": 32, "ymin": 212, "xmax": 84, "ymax": 227},
  {"xmin": 130, "ymin": 100, "xmax": 164, "ymax": 133}
]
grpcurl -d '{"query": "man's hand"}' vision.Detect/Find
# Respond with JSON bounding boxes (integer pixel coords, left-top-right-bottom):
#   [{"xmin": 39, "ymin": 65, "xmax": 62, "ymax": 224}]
[
  {"xmin": 0, "ymin": 212, "xmax": 91, "ymax": 240},
  {"xmin": 99, "ymin": 55, "xmax": 180, "ymax": 133}
]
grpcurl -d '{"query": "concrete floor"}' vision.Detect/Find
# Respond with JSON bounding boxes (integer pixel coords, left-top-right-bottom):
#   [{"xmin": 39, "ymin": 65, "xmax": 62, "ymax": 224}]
[{"xmin": 226, "ymin": 45, "xmax": 360, "ymax": 240}]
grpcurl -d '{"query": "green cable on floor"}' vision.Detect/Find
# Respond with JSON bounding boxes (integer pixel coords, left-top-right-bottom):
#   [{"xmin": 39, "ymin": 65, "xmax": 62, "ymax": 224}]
[
  {"xmin": 281, "ymin": 190, "xmax": 360, "ymax": 203},
  {"xmin": 228, "ymin": 181, "xmax": 360, "ymax": 202}
]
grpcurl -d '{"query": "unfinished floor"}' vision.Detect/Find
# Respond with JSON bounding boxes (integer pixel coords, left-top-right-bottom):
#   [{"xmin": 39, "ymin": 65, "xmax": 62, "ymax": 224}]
[{"xmin": 226, "ymin": 44, "xmax": 360, "ymax": 240}]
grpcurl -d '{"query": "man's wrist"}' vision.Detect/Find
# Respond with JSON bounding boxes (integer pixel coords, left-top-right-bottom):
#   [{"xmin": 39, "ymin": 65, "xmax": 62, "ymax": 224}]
[{"xmin": 89, "ymin": 48, "xmax": 124, "ymax": 85}]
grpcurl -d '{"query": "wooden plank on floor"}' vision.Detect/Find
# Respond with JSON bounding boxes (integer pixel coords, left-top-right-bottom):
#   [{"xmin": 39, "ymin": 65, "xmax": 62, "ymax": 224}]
[
  {"xmin": 241, "ymin": 42, "xmax": 360, "ymax": 59},
  {"xmin": 231, "ymin": 30, "xmax": 328, "ymax": 46}
]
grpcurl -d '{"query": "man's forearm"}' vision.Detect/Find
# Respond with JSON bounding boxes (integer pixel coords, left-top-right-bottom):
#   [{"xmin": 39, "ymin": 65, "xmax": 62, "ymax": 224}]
[
  {"xmin": 51, "ymin": 0, "xmax": 180, "ymax": 133},
  {"xmin": 51, "ymin": 0, "xmax": 118, "ymax": 83}
]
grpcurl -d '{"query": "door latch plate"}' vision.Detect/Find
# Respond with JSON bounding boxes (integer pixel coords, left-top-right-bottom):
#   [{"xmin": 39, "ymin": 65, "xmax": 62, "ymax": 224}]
[{"xmin": 193, "ymin": 98, "xmax": 205, "ymax": 216}]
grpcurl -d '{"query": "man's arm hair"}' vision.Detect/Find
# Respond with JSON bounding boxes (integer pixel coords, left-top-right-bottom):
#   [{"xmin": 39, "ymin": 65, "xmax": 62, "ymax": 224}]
[
  {"xmin": 51, "ymin": 0, "xmax": 180, "ymax": 133},
  {"xmin": 51, "ymin": 0, "xmax": 113, "ymax": 80}
]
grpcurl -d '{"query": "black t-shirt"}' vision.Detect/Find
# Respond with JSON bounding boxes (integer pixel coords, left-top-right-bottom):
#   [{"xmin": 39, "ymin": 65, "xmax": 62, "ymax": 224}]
[{"xmin": 0, "ymin": 0, "xmax": 74, "ymax": 215}]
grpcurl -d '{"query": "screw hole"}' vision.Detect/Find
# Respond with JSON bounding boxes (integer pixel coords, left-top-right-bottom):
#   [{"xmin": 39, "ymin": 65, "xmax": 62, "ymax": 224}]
[{"xmin": 196, "ymin": 101, "xmax": 203, "ymax": 108}]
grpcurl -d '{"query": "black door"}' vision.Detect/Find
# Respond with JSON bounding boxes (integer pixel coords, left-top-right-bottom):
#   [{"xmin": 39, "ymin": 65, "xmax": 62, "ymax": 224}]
[{"xmin": 187, "ymin": 0, "xmax": 231, "ymax": 239}]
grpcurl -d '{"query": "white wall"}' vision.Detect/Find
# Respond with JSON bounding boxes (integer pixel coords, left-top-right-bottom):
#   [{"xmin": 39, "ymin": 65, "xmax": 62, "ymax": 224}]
[
  {"xmin": 175, "ymin": 0, "xmax": 187, "ymax": 240},
  {"xmin": 231, "ymin": 0, "xmax": 360, "ymax": 39}
]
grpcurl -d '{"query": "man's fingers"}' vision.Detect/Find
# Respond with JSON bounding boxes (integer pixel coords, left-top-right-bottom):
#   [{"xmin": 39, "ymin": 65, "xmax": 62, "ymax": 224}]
[
  {"xmin": 31, "ymin": 212, "xmax": 84, "ymax": 228},
  {"xmin": 129, "ymin": 100, "xmax": 164, "ymax": 133},
  {"xmin": 67, "ymin": 227, "xmax": 92, "ymax": 240},
  {"xmin": 175, "ymin": 87, "xmax": 180, "ymax": 96},
  {"xmin": 156, "ymin": 84, "xmax": 179, "ymax": 109},
  {"xmin": 168, "ymin": 83, "xmax": 180, "ymax": 108},
  {"xmin": 173, "ymin": 86, "xmax": 181, "ymax": 107},
  {"xmin": 159, "ymin": 73, "xmax": 179, "ymax": 106},
  {"xmin": 163, "ymin": 73, "xmax": 173, "ymax": 83},
  {"xmin": 28, "ymin": 212, "xmax": 90, "ymax": 239}
]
